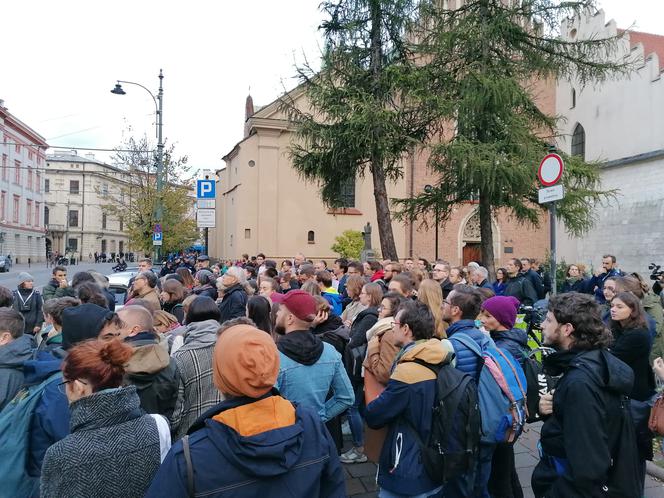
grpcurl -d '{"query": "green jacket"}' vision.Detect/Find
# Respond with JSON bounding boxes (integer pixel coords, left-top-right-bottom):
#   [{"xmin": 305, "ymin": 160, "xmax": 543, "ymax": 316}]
[
  {"xmin": 42, "ymin": 280, "xmax": 77, "ymax": 302},
  {"xmin": 644, "ymin": 292, "xmax": 664, "ymax": 362}
]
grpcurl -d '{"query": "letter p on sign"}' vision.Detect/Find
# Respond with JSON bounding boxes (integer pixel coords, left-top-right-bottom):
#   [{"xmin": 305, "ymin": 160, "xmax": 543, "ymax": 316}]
[{"xmin": 197, "ymin": 180, "xmax": 216, "ymax": 199}]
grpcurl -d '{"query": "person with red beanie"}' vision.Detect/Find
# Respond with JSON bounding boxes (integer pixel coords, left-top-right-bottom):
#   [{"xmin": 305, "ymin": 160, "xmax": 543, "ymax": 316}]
[{"xmin": 145, "ymin": 324, "xmax": 345, "ymax": 498}]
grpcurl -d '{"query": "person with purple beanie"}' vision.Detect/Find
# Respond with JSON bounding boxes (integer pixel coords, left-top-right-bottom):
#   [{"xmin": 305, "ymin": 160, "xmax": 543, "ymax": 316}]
[
  {"xmin": 479, "ymin": 295, "xmax": 528, "ymax": 366},
  {"xmin": 479, "ymin": 295, "xmax": 528, "ymax": 498}
]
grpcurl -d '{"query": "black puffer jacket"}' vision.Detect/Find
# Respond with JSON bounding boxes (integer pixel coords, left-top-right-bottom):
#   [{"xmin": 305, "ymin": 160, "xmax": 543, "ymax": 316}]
[
  {"xmin": 531, "ymin": 349, "xmax": 635, "ymax": 498},
  {"xmin": 503, "ymin": 275, "xmax": 538, "ymax": 307},
  {"xmin": 218, "ymin": 284, "xmax": 247, "ymax": 324},
  {"xmin": 490, "ymin": 327, "xmax": 528, "ymax": 366},
  {"xmin": 348, "ymin": 307, "xmax": 379, "ymax": 349},
  {"xmin": 13, "ymin": 288, "xmax": 44, "ymax": 335}
]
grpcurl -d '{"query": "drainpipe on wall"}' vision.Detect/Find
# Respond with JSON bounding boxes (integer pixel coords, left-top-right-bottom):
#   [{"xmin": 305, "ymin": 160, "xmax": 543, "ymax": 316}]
[{"xmin": 408, "ymin": 146, "xmax": 415, "ymax": 258}]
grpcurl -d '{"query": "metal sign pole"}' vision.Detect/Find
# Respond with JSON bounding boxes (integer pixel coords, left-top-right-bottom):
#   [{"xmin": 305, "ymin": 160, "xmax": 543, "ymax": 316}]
[{"xmin": 550, "ymin": 201, "xmax": 557, "ymax": 295}]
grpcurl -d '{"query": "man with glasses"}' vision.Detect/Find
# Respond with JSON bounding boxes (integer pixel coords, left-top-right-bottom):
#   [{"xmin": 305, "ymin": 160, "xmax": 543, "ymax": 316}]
[
  {"xmin": 432, "ymin": 262, "xmax": 454, "ymax": 298},
  {"xmin": 43, "ymin": 266, "xmax": 76, "ymax": 302},
  {"xmin": 365, "ymin": 301, "xmax": 452, "ymax": 497},
  {"xmin": 443, "ymin": 285, "xmax": 495, "ymax": 497}
]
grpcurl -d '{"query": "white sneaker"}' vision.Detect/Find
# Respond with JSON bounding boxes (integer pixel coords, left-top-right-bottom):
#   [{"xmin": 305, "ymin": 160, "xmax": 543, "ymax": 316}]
[{"xmin": 339, "ymin": 447, "xmax": 368, "ymax": 464}]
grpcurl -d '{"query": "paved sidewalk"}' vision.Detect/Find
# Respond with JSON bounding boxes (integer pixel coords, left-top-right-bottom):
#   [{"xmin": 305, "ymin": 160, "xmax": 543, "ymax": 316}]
[{"xmin": 343, "ymin": 422, "xmax": 664, "ymax": 497}]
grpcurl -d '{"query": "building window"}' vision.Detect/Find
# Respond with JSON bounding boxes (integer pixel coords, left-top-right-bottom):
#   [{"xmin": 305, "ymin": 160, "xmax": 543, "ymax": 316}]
[
  {"xmin": 1, "ymin": 154, "xmax": 6, "ymax": 180},
  {"xmin": 68, "ymin": 209, "xmax": 79, "ymax": 227},
  {"xmin": 12, "ymin": 196, "xmax": 19, "ymax": 223},
  {"xmin": 571, "ymin": 123, "xmax": 585, "ymax": 160},
  {"xmin": 119, "ymin": 217, "xmax": 123, "ymax": 231},
  {"xmin": 339, "ymin": 176, "xmax": 356, "ymax": 208},
  {"xmin": 44, "ymin": 178, "xmax": 50, "ymax": 193},
  {"xmin": 35, "ymin": 202, "xmax": 40, "ymax": 227},
  {"xmin": 26, "ymin": 200, "xmax": 32, "ymax": 226},
  {"xmin": 102, "ymin": 213, "xmax": 107, "ymax": 229},
  {"xmin": 14, "ymin": 161, "xmax": 20, "ymax": 184},
  {"xmin": 27, "ymin": 168, "xmax": 33, "ymax": 191},
  {"xmin": 35, "ymin": 172, "xmax": 41, "ymax": 193},
  {"xmin": 101, "ymin": 183, "xmax": 109, "ymax": 196},
  {"xmin": 69, "ymin": 180, "xmax": 80, "ymax": 194},
  {"xmin": 244, "ymin": 228, "xmax": 251, "ymax": 239},
  {"xmin": 308, "ymin": 230, "xmax": 315, "ymax": 244},
  {"xmin": 0, "ymin": 192, "xmax": 5, "ymax": 221},
  {"xmin": 571, "ymin": 88, "xmax": 576, "ymax": 109},
  {"xmin": 28, "ymin": 150, "xmax": 34, "ymax": 161},
  {"xmin": 15, "ymin": 143, "xmax": 20, "ymax": 153},
  {"xmin": 119, "ymin": 240, "xmax": 124, "ymax": 253},
  {"xmin": 44, "ymin": 206, "xmax": 49, "ymax": 225},
  {"xmin": 68, "ymin": 238, "xmax": 78, "ymax": 252},
  {"xmin": 101, "ymin": 239, "xmax": 107, "ymax": 253}
]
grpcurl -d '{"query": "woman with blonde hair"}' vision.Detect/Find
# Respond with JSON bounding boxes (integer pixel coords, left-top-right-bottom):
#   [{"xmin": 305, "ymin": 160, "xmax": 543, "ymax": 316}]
[
  {"xmin": 417, "ymin": 279, "xmax": 447, "ymax": 338},
  {"xmin": 342, "ymin": 275, "xmax": 367, "ymax": 326}
]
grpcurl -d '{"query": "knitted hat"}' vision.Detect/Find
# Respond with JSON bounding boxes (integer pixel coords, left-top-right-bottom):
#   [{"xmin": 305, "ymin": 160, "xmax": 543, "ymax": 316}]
[
  {"xmin": 213, "ymin": 324, "xmax": 279, "ymax": 398},
  {"xmin": 281, "ymin": 290, "xmax": 317, "ymax": 322},
  {"xmin": 195, "ymin": 269, "xmax": 214, "ymax": 286},
  {"xmin": 481, "ymin": 296, "xmax": 520, "ymax": 330},
  {"xmin": 62, "ymin": 303, "xmax": 113, "ymax": 350},
  {"xmin": 17, "ymin": 272, "xmax": 34, "ymax": 285}
]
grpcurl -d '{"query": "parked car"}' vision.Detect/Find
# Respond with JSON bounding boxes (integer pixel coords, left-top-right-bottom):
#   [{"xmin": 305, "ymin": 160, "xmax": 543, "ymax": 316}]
[{"xmin": 106, "ymin": 266, "xmax": 161, "ymax": 310}]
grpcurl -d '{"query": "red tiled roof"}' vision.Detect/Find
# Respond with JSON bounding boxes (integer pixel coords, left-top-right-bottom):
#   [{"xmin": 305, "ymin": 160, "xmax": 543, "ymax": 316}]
[{"xmin": 618, "ymin": 29, "xmax": 664, "ymax": 70}]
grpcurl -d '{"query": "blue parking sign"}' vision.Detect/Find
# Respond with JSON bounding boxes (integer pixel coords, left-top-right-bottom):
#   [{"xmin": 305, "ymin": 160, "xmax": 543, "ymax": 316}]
[{"xmin": 197, "ymin": 180, "xmax": 216, "ymax": 199}]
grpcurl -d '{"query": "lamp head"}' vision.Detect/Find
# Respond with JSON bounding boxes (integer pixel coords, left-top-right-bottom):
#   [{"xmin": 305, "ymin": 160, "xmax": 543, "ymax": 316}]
[{"xmin": 111, "ymin": 83, "xmax": 126, "ymax": 95}]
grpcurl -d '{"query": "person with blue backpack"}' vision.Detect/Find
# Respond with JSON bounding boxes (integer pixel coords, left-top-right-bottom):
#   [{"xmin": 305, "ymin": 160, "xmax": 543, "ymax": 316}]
[
  {"xmin": 479, "ymin": 295, "xmax": 529, "ymax": 498},
  {"xmin": 444, "ymin": 285, "xmax": 528, "ymax": 498},
  {"xmin": 532, "ymin": 292, "xmax": 641, "ymax": 498}
]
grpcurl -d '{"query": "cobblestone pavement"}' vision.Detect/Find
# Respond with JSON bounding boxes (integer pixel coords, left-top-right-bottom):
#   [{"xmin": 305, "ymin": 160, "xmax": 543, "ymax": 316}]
[{"xmin": 343, "ymin": 422, "xmax": 664, "ymax": 497}]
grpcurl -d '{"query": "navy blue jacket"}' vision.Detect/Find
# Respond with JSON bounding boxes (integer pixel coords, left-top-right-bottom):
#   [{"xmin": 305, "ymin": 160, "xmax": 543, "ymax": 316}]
[
  {"xmin": 560, "ymin": 278, "xmax": 591, "ymax": 294},
  {"xmin": 447, "ymin": 320, "xmax": 494, "ymax": 380},
  {"xmin": 22, "ymin": 350, "xmax": 69, "ymax": 477},
  {"xmin": 365, "ymin": 339, "xmax": 450, "ymax": 495},
  {"xmin": 217, "ymin": 284, "xmax": 247, "ymax": 324},
  {"xmin": 145, "ymin": 394, "xmax": 345, "ymax": 498},
  {"xmin": 491, "ymin": 328, "xmax": 528, "ymax": 367}
]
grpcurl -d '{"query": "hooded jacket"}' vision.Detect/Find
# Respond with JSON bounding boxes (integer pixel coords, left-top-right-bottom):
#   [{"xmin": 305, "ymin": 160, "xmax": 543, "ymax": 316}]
[
  {"xmin": 321, "ymin": 288, "xmax": 343, "ymax": 316},
  {"xmin": 125, "ymin": 331, "xmax": 180, "ymax": 419},
  {"xmin": 609, "ymin": 326, "xmax": 655, "ymax": 402},
  {"xmin": 41, "ymin": 386, "xmax": 162, "ymax": 498},
  {"xmin": 276, "ymin": 331, "xmax": 354, "ymax": 422},
  {"xmin": 218, "ymin": 283, "xmax": 247, "ymax": 324},
  {"xmin": 0, "ymin": 334, "xmax": 34, "ymax": 410},
  {"xmin": 23, "ymin": 351, "xmax": 69, "ymax": 477},
  {"xmin": 490, "ymin": 327, "xmax": 528, "ymax": 367},
  {"xmin": 363, "ymin": 317, "xmax": 401, "ymax": 385},
  {"xmin": 531, "ymin": 349, "xmax": 635, "ymax": 498},
  {"xmin": 365, "ymin": 339, "xmax": 452, "ymax": 495},
  {"xmin": 348, "ymin": 307, "xmax": 379, "ymax": 349},
  {"xmin": 144, "ymin": 394, "xmax": 345, "ymax": 498},
  {"xmin": 127, "ymin": 286, "xmax": 161, "ymax": 310},
  {"xmin": 170, "ymin": 319, "xmax": 225, "ymax": 439}
]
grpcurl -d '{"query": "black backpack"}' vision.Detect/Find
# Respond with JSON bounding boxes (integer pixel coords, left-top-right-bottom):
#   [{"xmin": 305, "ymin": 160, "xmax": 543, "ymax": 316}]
[
  {"xmin": 522, "ymin": 348, "xmax": 559, "ymax": 423},
  {"xmin": 402, "ymin": 358, "xmax": 480, "ymax": 484},
  {"xmin": 604, "ymin": 395, "xmax": 642, "ymax": 497}
]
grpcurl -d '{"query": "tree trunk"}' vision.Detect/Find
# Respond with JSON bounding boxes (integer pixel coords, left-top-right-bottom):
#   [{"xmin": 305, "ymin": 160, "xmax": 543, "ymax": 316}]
[
  {"xmin": 478, "ymin": 189, "xmax": 495, "ymax": 278},
  {"xmin": 372, "ymin": 163, "xmax": 399, "ymax": 260},
  {"xmin": 368, "ymin": 0, "xmax": 398, "ymax": 261}
]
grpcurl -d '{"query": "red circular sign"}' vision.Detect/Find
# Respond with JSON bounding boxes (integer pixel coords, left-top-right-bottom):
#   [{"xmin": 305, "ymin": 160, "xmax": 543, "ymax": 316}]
[{"xmin": 538, "ymin": 153, "xmax": 564, "ymax": 186}]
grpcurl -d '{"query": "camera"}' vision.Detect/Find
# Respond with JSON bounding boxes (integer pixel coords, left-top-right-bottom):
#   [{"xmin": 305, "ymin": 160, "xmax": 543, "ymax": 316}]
[{"xmin": 649, "ymin": 263, "xmax": 664, "ymax": 281}]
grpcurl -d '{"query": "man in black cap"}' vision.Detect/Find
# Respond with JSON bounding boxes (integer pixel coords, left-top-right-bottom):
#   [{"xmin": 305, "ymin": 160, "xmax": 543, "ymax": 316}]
[{"xmin": 196, "ymin": 254, "xmax": 211, "ymax": 271}]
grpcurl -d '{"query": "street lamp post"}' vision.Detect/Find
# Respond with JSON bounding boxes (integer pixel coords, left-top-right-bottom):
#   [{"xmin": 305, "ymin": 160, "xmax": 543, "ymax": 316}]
[
  {"xmin": 424, "ymin": 185, "xmax": 440, "ymax": 261},
  {"xmin": 111, "ymin": 70, "xmax": 164, "ymax": 264}
]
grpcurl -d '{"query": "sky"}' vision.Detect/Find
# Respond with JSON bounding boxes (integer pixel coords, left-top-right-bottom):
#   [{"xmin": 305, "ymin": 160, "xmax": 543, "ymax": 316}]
[{"xmin": 1, "ymin": 0, "xmax": 661, "ymax": 175}]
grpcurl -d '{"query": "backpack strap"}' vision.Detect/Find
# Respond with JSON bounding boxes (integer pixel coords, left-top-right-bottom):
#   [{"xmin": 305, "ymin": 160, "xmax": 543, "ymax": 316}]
[
  {"xmin": 182, "ymin": 435, "xmax": 195, "ymax": 498},
  {"xmin": 451, "ymin": 333, "xmax": 483, "ymax": 358}
]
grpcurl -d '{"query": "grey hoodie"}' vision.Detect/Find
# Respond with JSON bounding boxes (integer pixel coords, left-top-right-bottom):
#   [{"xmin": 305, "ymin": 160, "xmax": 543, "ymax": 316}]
[{"xmin": 0, "ymin": 334, "xmax": 35, "ymax": 409}]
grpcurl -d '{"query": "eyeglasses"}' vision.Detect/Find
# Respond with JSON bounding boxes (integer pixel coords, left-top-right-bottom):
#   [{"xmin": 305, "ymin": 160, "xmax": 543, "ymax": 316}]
[
  {"xmin": 443, "ymin": 299, "xmax": 452, "ymax": 305},
  {"xmin": 57, "ymin": 378, "xmax": 88, "ymax": 394}
]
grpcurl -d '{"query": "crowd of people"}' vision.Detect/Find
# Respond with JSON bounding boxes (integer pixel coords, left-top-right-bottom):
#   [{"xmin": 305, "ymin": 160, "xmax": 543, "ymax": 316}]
[{"xmin": 0, "ymin": 250, "xmax": 663, "ymax": 497}]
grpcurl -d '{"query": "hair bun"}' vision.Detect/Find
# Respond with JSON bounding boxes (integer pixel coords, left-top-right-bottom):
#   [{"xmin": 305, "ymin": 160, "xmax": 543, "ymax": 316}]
[{"xmin": 98, "ymin": 340, "xmax": 133, "ymax": 367}]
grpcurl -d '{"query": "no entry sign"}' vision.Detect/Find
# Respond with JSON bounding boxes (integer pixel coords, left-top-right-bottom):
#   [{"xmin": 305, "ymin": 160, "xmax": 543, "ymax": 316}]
[{"xmin": 538, "ymin": 153, "xmax": 564, "ymax": 186}]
